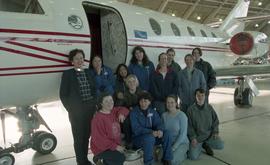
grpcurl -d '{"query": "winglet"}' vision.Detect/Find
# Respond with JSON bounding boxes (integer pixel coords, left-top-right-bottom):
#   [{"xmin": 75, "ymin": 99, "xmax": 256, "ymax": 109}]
[{"xmin": 219, "ymin": 0, "xmax": 250, "ymax": 36}]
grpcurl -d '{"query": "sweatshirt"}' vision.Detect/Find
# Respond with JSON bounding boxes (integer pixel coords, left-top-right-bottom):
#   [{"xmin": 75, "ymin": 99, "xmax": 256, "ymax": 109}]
[
  {"xmin": 186, "ymin": 103, "xmax": 219, "ymax": 143},
  {"xmin": 90, "ymin": 107, "xmax": 129, "ymax": 155}
]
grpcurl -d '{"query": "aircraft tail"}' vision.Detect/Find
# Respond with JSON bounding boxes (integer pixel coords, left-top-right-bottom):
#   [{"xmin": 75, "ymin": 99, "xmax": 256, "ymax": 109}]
[{"xmin": 219, "ymin": 0, "xmax": 250, "ymax": 36}]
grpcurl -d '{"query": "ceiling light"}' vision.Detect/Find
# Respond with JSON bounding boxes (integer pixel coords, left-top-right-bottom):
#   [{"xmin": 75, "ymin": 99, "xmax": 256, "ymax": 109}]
[
  {"xmin": 258, "ymin": 2, "xmax": 262, "ymax": 6},
  {"xmin": 197, "ymin": 16, "xmax": 201, "ymax": 20},
  {"xmin": 268, "ymin": 20, "xmax": 270, "ymax": 24},
  {"xmin": 172, "ymin": 13, "xmax": 175, "ymax": 17},
  {"xmin": 255, "ymin": 24, "xmax": 259, "ymax": 28},
  {"xmin": 219, "ymin": 18, "xmax": 223, "ymax": 22}
]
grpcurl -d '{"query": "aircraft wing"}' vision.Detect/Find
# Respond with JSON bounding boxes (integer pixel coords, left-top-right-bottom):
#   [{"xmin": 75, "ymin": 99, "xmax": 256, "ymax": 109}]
[{"xmin": 216, "ymin": 64, "xmax": 270, "ymax": 77}]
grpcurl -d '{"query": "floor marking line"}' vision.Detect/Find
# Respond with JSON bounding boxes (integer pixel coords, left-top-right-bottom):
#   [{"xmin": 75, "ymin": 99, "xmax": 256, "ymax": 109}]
[
  {"xmin": 220, "ymin": 111, "xmax": 270, "ymax": 125},
  {"xmin": 36, "ymin": 156, "xmax": 76, "ymax": 165},
  {"xmin": 202, "ymin": 151, "xmax": 231, "ymax": 165}
]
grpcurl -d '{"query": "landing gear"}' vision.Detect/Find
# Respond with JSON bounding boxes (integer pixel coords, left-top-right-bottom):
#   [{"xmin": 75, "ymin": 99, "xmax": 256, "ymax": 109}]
[
  {"xmin": 234, "ymin": 87, "xmax": 253, "ymax": 107},
  {"xmin": 0, "ymin": 153, "xmax": 15, "ymax": 165},
  {"xmin": 32, "ymin": 132, "xmax": 57, "ymax": 154},
  {"xmin": 243, "ymin": 88, "xmax": 253, "ymax": 106},
  {"xmin": 234, "ymin": 77, "xmax": 257, "ymax": 107},
  {"xmin": 0, "ymin": 106, "xmax": 57, "ymax": 164}
]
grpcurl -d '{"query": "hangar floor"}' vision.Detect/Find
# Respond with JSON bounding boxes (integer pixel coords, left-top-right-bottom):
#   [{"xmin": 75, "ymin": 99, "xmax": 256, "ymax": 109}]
[{"xmin": 1, "ymin": 79, "xmax": 270, "ymax": 165}]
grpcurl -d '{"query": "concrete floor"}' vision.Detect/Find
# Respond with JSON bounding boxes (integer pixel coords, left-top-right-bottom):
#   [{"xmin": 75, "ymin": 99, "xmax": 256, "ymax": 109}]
[{"xmin": 1, "ymin": 79, "xmax": 270, "ymax": 165}]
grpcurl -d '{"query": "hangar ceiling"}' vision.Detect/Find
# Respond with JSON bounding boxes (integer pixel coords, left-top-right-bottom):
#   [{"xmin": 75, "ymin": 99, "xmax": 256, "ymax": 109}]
[{"xmin": 117, "ymin": 0, "xmax": 270, "ymax": 38}]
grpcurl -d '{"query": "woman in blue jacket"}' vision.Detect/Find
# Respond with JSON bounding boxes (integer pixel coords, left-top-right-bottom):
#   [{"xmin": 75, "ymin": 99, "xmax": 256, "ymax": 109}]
[
  {"xmin": 90, "ymin": 55, "xmax": 115, "ymax": 96},
  {"xmin": 128, "ymin": 46, "xmax": 155, "ymax": 91},
  {"xmin": 130, "ymin": 91, "xmax": 173, "ymax": 165}
]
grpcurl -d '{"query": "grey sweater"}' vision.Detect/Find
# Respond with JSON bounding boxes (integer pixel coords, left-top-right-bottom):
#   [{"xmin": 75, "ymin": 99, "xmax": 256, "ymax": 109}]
[{"xmin": 186, "ymin": 103, "xmax": 219, "ymax": 142}]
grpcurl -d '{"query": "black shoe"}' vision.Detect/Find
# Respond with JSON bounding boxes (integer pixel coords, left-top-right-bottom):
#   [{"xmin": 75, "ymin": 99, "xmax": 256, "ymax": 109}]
[
  {"xmin": 93, "ymin": 156, "xmax": 103, "ymax": 165},
  {"xmin": 77, "ymin": 161, "xmax": 93, "ymax": 165},
  {"xmin": 162, "ymin": 160, "xmax": 172, "ymax": 165},
  {"xmin": 202, "ymin": 143, "xmax": 214, "ymax": 156},
  {"xmin": 126, "ymin": 142, "xmax": 133, "ymax": 150},
  {"xmin": 77, "ymin": 160, "xmax": 93, "ymax": 165}
]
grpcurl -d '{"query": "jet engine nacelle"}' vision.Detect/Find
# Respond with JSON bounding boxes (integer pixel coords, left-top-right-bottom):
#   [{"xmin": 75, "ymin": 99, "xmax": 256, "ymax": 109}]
[
  {"xmin": 230, "ymin": 32, "xmax": 254, "ymax": 55},
  {"xmin": 230, "ymin": 31, "xmax": 268, "ymax": 57}
]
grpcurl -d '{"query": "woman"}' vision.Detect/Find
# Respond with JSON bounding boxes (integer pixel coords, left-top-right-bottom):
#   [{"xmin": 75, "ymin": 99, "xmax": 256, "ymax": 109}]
[
  {"xmin": 114, "ymin": 64, "xmax": 129, "ymax": 106},
  {"xmin": 123, "ymin": 74, "xmax": 142, "ymax": 108},
  {"xmin": 128, "ymin": 46, "xmax": 155, "ymax": 91},
  {"xmin": 90, "ymin": 55, "xmax": 115, "ymax": 96},
  {"xmin": 91, "ymin": 93, "xmax": 129, "ymax": 165},
  {"xmin": 162, "ymin": 95, "xmax": 189, "ymax": 165},
  {"xmin": 130, "ymin": 91, "xmax": 173, "ymax": 165},
  {"xmin": 60, "ymin": 49, "xmax": 96, "ymax": 165},
  {"xmin": 151, "ymin": 52, "xmax": 179, "ymax": 115},
  {"xmin": 121, "ymin": 74, "xmax": 142, "ymax": 146}
]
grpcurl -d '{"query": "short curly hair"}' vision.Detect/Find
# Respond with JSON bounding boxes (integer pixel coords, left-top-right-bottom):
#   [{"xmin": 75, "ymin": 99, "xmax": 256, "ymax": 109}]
[{"xmin": 68, "ymin": 49, "xmax": 85, "ymax": 62}]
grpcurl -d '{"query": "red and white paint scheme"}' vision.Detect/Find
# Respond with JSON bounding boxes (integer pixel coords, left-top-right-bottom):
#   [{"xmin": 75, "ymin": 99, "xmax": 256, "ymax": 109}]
[{"xmin": 0, "ymin": 0, "xmax": 269, "ymax": 107}]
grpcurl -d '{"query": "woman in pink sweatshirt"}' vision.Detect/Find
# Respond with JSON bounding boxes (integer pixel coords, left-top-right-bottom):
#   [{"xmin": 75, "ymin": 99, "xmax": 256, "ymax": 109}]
[{"xmin": 90, "ymin": 93, "xmax": 129, "ymax": 165}]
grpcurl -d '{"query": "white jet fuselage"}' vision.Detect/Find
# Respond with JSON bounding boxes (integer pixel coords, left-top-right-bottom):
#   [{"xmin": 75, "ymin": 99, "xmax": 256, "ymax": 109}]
[{"xmin": 0, "ymin": 0, "xmax": 268, "ymax": 107}]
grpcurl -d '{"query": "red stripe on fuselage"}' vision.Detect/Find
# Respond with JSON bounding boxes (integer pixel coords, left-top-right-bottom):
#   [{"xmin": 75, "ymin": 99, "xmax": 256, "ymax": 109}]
[
  {"xmin": 0, "ymin": 47, "xmax": 69, "ymax": 64},
  {"xmin": 0, "ymin": 37, "xmax": 91, "ymax": 44},
  {"xmin": 128, "ymin": 44, "xmax": 230, "ymax": 52},
  {"xmin": 0, "ymin": 28, "xmax": 91, "ymax": 38},
  {"xmin": 0, "ymin": 64, "xmax": 71, "ymax": 71},
  {"xmin": 128, "ymin": 39, "xmax": 228, "ymax": 50},
  {"xmin": 6, "ymin": 41, "xmax": 68, "ymax": 58},
  {"xmin": 0, "ymin": 70, "xmax": 65, "ymax": 76},
  {"xmin": 4, "ymin": 41, "xmax": 90, "ymax": 63}
]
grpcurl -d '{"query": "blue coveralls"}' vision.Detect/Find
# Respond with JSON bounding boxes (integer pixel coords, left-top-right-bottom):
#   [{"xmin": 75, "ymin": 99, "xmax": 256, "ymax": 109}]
[{"xmin": 130, "ymin": 106, "xmax": 173, "ymax": 165}]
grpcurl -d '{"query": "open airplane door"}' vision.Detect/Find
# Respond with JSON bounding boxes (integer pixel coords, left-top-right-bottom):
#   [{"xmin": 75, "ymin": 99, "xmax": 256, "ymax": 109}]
[{"xmin": 83, "ymin": 2, "xmax": 128, "ymax": 70}]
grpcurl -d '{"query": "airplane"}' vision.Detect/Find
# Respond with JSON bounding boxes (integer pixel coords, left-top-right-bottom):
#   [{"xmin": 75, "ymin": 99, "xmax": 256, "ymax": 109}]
[{"xmin": 0, "ymin": 0, "xmax": 269, "ymax": 164}]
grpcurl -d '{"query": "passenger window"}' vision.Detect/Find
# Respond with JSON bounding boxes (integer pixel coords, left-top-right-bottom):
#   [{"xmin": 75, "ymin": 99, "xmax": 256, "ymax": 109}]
[
  {"xmin": 211, "ymin": 32, "xmax": 217, "ymax": 38},
  {"xmin": 200, "ymin": 30, "xmax": 207, "ymax": 37},
  {"xmin": 187, "ymin": 26, "xmax": 195, "ymax": 36},
  {"xmin": 0, "ymin": 0, "xmax": 44, "ymax": 14},
  {"xmin": 149, "ymin": 18, "xmax": 161, "ymax": 35},
  {"xmin": 171, "ymin": 23, "xmax": 181, "ymax": 36}
]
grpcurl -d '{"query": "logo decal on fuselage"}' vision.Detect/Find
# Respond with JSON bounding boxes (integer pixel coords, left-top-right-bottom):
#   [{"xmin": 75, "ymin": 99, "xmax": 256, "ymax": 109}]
[{"xmin": 68, "ymin": 15, "xmax": 83, "ymax": 30}]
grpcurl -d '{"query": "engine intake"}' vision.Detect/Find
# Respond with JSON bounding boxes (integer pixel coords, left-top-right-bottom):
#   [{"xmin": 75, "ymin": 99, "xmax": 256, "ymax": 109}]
[{"xmin": 230, "ymin": 32, "xmax": 254, "ymax": 55}]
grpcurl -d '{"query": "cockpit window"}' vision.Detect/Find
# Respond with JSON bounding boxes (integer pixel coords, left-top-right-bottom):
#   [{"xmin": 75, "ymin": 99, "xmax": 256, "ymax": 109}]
[{"xmin": 0, "ymin": 0, "xmax": 44, "ymax": 14}]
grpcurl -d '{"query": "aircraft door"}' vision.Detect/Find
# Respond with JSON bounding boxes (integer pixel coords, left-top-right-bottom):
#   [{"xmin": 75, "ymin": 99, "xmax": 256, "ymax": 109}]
[{"xmin": 83, "ymin": 3, "xmax": 127, "ymax": 70}]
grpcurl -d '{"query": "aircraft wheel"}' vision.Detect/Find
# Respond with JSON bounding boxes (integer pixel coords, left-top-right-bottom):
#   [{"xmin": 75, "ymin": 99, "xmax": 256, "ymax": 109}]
[
  {"xmin": 242, "ymin": 88, "xmax": 253, "ymax": 107},
  {"xmin": 234, "ymin": 88, "xmax": 241, "ymax": 107},
  {"xmin": 0, "ymin": 153, "xmax": 15, "ymax": 165},
  {"xmin": 33, "ymin": 132, "xmax": 57, "ymax": 154},
  {"xmin": 32, "ymin": 131, "xmax": 47, "ymax": 150}
]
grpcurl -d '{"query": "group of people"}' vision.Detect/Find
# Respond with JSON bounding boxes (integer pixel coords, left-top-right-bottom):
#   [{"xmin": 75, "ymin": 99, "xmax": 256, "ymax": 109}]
[{"xmin": 59, "ymin": 46, "xmax": 224, "ymax": 165}]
